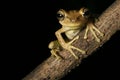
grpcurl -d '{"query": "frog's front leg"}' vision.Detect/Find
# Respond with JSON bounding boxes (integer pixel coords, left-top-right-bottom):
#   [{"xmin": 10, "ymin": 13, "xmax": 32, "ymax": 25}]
[
  {"xmin": 84, "ymin": 23, "xmax": 104, "ymax": 42},
  {"xmin": 66, "ymin": 36, "xmax": 86, "ymax": 59},
  {"xmin": 90, "ymin": 24, "xmax": 104, "ymax": 42},
  {"xmin": 55, "ymin": 28, "xmax": 85, "ymax": 59}
]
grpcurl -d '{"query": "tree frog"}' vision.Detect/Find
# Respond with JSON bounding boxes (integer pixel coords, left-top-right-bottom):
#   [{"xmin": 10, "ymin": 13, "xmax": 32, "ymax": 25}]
[{"xmin": 48, "ymin": 7, "xmax": 103, "ymax": 59}]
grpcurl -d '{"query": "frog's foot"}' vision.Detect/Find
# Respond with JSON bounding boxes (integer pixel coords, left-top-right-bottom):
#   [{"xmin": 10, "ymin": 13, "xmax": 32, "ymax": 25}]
[
  {"xmin": 65, "ymin": 36, "xmax": 86, "ymax": 59},
  {"xmin": 84, "ymin": 23, "xmax": 104, "ymax": 42},
  {"xmin": 90, "ymin": 24, "xmax": 104, "ymax": 42},
  {"xmin": 50, "ymin": 49, "xmax": 61, "ymax": 60},
  {"xmin": 49, "ymin": 40, "xmax": 62, "ymax": 60}
]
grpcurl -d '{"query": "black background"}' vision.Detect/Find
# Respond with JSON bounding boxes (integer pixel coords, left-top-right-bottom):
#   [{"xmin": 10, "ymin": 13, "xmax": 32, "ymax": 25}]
[{"xmin": 2, "ymin": 0, "xmax": 120, "ymax": 80}]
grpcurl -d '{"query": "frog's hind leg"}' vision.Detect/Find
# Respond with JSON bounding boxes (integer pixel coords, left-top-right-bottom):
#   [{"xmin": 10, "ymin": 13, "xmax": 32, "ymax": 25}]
[
  {"xmin": 67, "ymin": 36, "xmax": 86, "ymax": 59},
  {"xmin": 48, "ymin": 40, "xmax": 61, "ymax": 59},
  {"xmin": 50, "ymin": 49, "xmax": 61, "ymax": 59}
]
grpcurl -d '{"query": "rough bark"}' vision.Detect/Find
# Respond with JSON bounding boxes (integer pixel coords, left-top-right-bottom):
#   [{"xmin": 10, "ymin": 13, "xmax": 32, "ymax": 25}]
[{"xmin": 22, "ymin": 0, "xmax": 120, "ymax": 80}]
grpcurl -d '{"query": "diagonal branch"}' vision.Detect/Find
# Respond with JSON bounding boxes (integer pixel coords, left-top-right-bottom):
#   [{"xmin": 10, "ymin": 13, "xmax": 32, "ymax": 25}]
[{"xmin": 22, "ymin": 0, "xmax": 120, "ymax": 80}]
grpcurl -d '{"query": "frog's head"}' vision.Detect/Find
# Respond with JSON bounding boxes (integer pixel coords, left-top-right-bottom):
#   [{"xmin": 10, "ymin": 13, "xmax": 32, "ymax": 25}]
[{"xmin": 57, "ymin": 7, "xmax": 90, "ymax": 28}]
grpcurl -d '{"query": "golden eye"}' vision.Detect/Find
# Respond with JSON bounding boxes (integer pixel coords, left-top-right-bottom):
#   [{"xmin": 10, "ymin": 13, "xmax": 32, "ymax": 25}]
[
  {"xmin": 57, "ymin": 12, "xmax": 64, "ymax": 20},
  {"xmin": 83, "ymin": 9, "xmax": 90, "ymax": 17},
  {"xmin": 79, "ymin": 8, "xmax": 90, "ymax": 18},
  {"xmin": 83, "ymin": 10, "xmax": 90, "ymax": 16},
  {"xmin": 57, "ymin": 9, "xmax": 65, "ymax": 21}
]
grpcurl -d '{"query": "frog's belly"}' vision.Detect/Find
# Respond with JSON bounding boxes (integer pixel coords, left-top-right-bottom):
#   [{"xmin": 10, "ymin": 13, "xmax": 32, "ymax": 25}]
[{"xmin": 65, "ymin": 30, "xmax": 80, "ymax": 39}]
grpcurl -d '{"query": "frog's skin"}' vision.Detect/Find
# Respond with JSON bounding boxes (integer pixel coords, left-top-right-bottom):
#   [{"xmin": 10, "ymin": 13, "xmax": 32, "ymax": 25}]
[{"xmin": 48, "ymin": 7, "xmax": 104, "ymax": 59}]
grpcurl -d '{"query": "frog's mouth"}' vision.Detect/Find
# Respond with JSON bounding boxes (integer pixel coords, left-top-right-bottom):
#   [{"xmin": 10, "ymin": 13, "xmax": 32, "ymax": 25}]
[
  {"xmin": 61, "ymin": 22, "xmax": 86, "ymax": 29},
  {"xmin": 60, "ymin": 19, "xmax": 87, "ymax": 25}
]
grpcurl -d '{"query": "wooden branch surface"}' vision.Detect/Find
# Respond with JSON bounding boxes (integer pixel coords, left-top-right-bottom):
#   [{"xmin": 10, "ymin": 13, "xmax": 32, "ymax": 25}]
[{"xmin": 23, "ymin": 0, "xmax": 120, "ymax": 80}]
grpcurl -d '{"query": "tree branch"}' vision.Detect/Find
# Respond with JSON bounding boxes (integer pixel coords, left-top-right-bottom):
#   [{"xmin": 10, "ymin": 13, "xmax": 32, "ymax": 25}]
[{"xmin": 22, "ymin": 0, "xmax": 120, "ymax": 80}]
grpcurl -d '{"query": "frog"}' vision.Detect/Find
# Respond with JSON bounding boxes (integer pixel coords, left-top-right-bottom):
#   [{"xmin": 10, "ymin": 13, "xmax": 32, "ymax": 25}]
[{"xmin": 48, "ymin": 7, "xmax": 104, "ymax": 59}]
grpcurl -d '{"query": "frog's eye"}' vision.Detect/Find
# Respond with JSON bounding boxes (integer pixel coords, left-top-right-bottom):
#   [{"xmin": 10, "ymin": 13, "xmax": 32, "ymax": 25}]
[
  {"xmin": 83, "ymin": 9, "xmax": 90, "ymax": 17},
  {"xmin": 79, "ymin": 8, "xmax": 90, "ymax": 18},
  {"xmin": 57, "ymin": 9, "xmax": 65, "ymax": 21}
]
